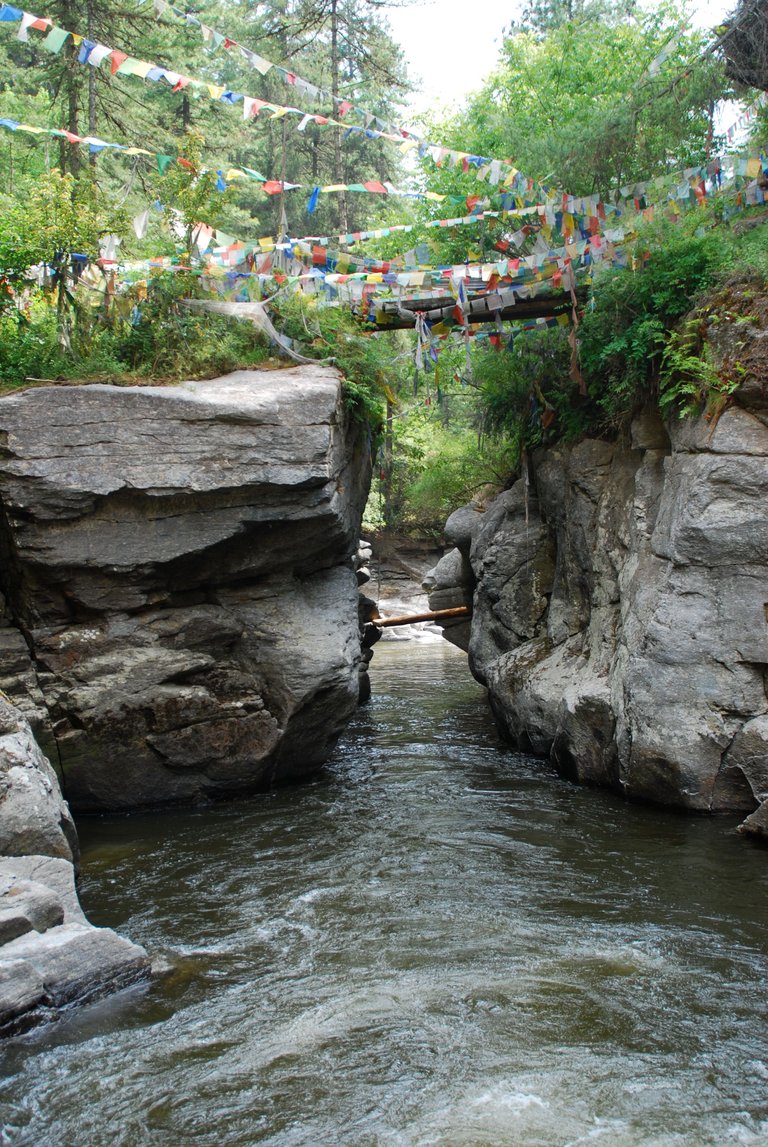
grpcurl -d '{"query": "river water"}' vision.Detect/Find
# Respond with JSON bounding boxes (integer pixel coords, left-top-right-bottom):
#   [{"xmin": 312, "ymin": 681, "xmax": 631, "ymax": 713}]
[{"xmin": 2, "ymin": 641, "xmax": 767, "ymax": 1146}]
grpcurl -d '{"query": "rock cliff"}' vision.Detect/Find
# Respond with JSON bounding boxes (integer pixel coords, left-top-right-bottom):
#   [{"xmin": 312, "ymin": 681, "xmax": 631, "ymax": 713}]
[
  {"xmin": 0, "ymin": 367, "xmax": 371, "ymax": 811},
  {"xmin": 427, "ymin": 401, "xmax": 768, "ymax": 839}
]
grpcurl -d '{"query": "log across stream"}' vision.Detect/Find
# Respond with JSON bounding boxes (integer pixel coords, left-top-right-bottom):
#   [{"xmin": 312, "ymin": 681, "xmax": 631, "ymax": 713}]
[{"xmin": 1, "ymin": 641, "xmax": 767, "ymax": 1145}]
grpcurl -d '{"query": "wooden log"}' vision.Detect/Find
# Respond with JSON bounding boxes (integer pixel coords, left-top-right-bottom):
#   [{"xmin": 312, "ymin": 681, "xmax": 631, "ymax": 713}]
[
  {"xmin": 370, "ymin": 606, "xmax": 471, "ymax": 628},
  {"xmin": 373, "ymin": 291, "xmax": 583, "ymax": 331}
]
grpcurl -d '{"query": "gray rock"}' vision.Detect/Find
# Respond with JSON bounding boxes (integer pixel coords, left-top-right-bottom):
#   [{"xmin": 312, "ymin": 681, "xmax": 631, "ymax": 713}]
[
  {"xmin": 0, "ymin": 369, "xmax": 370, "ymax": 810},
  {"xmin": 0, "ymin": 855, "xmax": 86, "ymax": 923},
  {"xmin": 2, "ymin": 922, "xmax": 149, "ymax": 1014},
  {"xmin": 444, "ymin": 503, "xmax": 487, "ymax": 550},
  {"xmin": 0, "ymin": 699, "xmax": 77, "ymax": 861},
  {"xmin": 0, "ymin": 852, "xmax": 150, "ymax": 1035},
  {"xmin": 0, "ymin": 874, "xmax": 64, "ymax": 943},
  {"xmin": 436, "ymin": 391, "xmax": 768, "ymax": 831},
  {"xmin": 0, "ymin": 959, "xmax": 46, "ymax": 1030},
  {"xmin": 737, "ymin": 800, "xmax": 768, "ymax": 841},
  {"xmin": 422, "ymin": 547, "xmax": 470, "ymax": 593}
]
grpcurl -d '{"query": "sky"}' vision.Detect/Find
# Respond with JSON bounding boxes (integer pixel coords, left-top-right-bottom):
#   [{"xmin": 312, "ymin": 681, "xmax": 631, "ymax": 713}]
[{"xmin": 384, "ymin": 0, "xmax": 739, "ymax": 120}]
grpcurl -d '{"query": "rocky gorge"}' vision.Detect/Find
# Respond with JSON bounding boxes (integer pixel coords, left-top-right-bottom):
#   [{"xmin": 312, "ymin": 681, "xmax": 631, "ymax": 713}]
[
  {"xmin": 427, "ymin": 392, "xmax": 768, "ymax": 840},
  {"xmin": 0, "ymin": 364, "xmax": 371, "ymax": 1031}
]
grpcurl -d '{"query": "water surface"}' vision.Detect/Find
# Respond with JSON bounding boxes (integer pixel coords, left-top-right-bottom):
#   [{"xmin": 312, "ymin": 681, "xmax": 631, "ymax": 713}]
[{"xmin": 1, "ymin": 642, "xmax": 767, "ymax": 1146}]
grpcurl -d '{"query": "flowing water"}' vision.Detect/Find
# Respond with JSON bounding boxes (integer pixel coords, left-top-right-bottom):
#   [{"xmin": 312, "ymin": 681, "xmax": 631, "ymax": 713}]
[{"xmin": 2, "ymin": 641, "xmax": 767, "ymax": 1147}]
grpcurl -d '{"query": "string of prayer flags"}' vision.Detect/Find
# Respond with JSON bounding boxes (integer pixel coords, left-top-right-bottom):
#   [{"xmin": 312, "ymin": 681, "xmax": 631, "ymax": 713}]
[{"xmin": 0, "ymin": 4, "xmax": 540, "ymax": 192}]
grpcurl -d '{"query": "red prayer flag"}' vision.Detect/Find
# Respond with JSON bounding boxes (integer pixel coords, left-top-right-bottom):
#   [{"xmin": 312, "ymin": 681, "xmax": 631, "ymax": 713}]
[{"xmin": 110, "ymin": 51, "xmax": 128, "ymax": 74}]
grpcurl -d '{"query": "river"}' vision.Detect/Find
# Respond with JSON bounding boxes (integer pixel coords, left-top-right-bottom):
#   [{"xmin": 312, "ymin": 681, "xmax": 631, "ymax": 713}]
[{"xmin": 1, "ymin": 641, "xmax": 767, "ymax": 1146}]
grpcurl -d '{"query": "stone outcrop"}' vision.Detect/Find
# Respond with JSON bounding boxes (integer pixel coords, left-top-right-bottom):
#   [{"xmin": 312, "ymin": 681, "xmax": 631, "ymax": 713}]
[
  {"xmin": 0, "ymin": 700, "xmax": 149, "ymax": 1035},
  {"xmin": 0, "ymin": 367, "xmax": 371, "ymax": 810},
  {"xmin": 428, "ymin": 401, "xmax": 768, "ymax": 837}
]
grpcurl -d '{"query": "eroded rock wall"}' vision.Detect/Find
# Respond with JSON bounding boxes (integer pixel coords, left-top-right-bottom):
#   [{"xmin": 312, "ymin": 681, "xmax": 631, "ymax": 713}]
[
  {"xmin": 0, "ymin": 367, "xmax": 371, "ymax": 810},
  {"xmin": 428, "ymin": 402, "xmax": 768, "ymax": 837}
]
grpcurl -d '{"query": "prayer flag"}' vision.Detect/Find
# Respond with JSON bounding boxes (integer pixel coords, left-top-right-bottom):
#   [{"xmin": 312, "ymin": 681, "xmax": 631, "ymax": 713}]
[{"xmin": 41, "ymin": 26, "xmax": 68, "ymax": 52}]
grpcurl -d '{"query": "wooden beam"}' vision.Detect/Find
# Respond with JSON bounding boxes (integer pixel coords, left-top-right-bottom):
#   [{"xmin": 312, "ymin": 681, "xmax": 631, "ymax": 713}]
[{"xmin": 369, "ymin": 606, "xmax": 471, "ymax": 628}]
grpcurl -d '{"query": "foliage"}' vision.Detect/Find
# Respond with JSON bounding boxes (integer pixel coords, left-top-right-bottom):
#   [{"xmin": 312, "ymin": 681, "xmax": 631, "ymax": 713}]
[
  {"xmin": 578, "ymin": 216, "xmax": 723, "ymax": 422},
  {"xmin": 269, "ymin": 293, "xmax": 412, "ymax": 427},
  {"xmin": 155, "ymin": 131, "xmax": 234, "ymax": 253},
  {"xmin": 403, "ymin": 429, "xmax": 517, "ymax": 535},
  {"xmin": 417, "ymin": 0, "xmax": 727, "ymax": 222},
  {"xmin": 0, "ymin": 168, "xmax": 124, "ymax": 283},
  {"xmin": 117, "ymin": 272, "xmax": 272, "ymax": 377},
  {"xmin": 0, "ymin": 277, "xmax": 274, "ymax": 393},
  {"xmin": 365, "ymin": 404, "xmax": 517, "ymax": 536}
]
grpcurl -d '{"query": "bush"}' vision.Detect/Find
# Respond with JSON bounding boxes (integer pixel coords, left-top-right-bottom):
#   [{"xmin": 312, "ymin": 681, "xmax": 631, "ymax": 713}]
[{"xmin": 579, "ymin": 218, "xmax": 723, "ymax": 423}]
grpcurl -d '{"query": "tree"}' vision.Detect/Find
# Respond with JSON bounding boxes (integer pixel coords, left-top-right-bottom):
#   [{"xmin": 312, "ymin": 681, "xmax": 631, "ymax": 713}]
[
  {"xmin": 419, "ymin": 1, "xmax": 728, "ymax": 205},
  {"xmin": 720, "ymin": 0, "xmax": 768, "ymax": 92}
]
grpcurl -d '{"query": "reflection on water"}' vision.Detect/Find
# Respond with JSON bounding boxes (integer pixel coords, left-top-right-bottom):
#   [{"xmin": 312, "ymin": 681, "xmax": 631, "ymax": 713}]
[{"xmin": 1, "ymin": 642, "xmax": 767, "ymax": 1146}]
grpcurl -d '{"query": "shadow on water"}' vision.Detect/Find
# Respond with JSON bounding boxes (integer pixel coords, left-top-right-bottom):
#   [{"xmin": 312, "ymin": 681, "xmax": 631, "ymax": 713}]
[{"xmin": 1, "ymin": 641, "xmax": 767, "ymax": 1146}]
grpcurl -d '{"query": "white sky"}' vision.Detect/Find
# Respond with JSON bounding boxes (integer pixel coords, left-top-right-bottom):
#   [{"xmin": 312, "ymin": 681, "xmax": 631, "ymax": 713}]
[{"xmin": 384, "ymin": 0, "xmax": 739, "ymax": 120}]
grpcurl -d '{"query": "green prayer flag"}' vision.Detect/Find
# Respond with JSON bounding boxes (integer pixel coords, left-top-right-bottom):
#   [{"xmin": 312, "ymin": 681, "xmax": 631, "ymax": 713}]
[
  {"xmin": 42, "ymin": 27, "xmax": 69, "ymax": 53},
  {"xmin": 156, "ymin": 154, "xmax": 173, "ymax": 174}
]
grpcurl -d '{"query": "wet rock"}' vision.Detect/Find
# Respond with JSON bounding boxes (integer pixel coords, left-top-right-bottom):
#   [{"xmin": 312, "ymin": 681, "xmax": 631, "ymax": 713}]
[
  {"xmin": 0, "ymin": 847, "xmax": 149, "ymax": 1037},
  {"xmin": 737, "ymin": 800, "xmax": 768, "ymax": 841}
]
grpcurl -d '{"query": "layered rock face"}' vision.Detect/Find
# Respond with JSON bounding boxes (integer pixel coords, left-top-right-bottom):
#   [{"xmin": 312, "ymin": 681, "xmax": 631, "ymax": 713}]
[
  {"xmin": 428, "ymin": 402, "xmax": 768, "ymax": 837},
  {"xmin": 0, "ymin": 368, "xmax": 370, "ymax": 811},
  {"xmin": 0, "ymin": 698, "xmax": 149, "ymax": 1034}
]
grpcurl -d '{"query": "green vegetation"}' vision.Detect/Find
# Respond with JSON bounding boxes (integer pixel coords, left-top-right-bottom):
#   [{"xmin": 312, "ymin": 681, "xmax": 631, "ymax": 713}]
[{"xmin": 0, "ymin": 0, "xmax": 765, "ymax": 541}]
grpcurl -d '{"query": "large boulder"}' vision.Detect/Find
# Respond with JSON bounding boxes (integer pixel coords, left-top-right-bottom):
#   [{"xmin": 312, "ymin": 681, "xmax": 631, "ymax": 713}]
[{"xmin": 0, "ymin": 368, "xmax": 370, "ymax": 810}]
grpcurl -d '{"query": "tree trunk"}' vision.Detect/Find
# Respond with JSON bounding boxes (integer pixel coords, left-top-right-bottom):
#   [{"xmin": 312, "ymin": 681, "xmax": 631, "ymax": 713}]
[
  {"xmin": 87, "ymin": 0, "xmax": 97, "ymax": 169},
  {"xmin": 382, "ymin": 394, "xmax": 394, "ymax": 527},
  {"xmin": 330, "ymin": 0, "xmax": 349, "ymax": 234}
]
